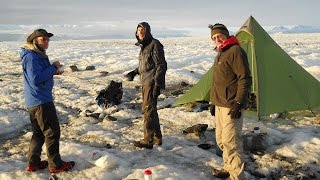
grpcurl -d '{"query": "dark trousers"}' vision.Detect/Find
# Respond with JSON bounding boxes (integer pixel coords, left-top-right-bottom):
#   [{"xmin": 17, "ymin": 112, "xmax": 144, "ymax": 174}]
[
  {"xmin": 27, "ymin": 102, "xmax": 63, "ymax": 169},
  {"xmin": 142, "ymin": 85, "xmax": 162, "ymax": 143}
]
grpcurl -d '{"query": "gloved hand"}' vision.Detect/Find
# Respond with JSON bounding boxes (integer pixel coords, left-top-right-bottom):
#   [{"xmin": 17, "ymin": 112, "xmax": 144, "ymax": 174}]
[
  {"xmin": 153, "ymin": 85, "xmax": 161, "ymax": 97},
  {"xmin": 209, "ymin": 104, "xmax": 215, "ymax": 116},
  {"xmin": 124, "ymin": 69, "xmax": 138, "ymax": 81},
  {"xmin": 228, "ymin": 102, "xmax": 242, "ymax": 119}
]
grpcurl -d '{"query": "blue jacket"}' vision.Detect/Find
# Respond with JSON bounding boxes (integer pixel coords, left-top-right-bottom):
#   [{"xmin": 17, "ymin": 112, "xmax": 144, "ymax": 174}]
[{"xmin": 20, "ymin": 48, "xmax": 57, "ymax": 108}]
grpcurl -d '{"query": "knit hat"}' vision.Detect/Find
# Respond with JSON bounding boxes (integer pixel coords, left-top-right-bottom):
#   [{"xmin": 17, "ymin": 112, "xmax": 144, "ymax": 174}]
[
  {"xmin": 209, "ymin": 23, "xmax": 229, "ymax": 38},
  {"xmin": 27, "ymin": 29, "xmax": 53, "ymax": 43}
]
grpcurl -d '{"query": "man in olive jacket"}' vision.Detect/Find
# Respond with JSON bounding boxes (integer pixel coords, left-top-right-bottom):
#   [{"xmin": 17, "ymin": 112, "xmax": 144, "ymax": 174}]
[
  {"xmin": 209, "ymin": 23, "xmax": 252, "ymax": 180},
  {"xmin": 127, "ymin": 22, "xmax": 167, "ymax": 149}
]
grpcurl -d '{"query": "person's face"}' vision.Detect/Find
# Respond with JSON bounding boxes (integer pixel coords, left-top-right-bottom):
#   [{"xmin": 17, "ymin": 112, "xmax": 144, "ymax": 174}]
[
  {"xmin": 211, "ymin": 33, "xmax": 227, "ymax": 48},
  {"xmin": 137, "ymin": 27, "xmax": 146, "ymax": 41},
  {"xmin": 36, "ymin": 36, "xmax": 50, "ymax": 49}
]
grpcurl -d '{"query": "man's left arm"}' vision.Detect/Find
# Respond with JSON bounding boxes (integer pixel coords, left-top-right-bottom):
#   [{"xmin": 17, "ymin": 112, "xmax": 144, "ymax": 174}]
[
  {"xmin": 232, "ymin": 47, "xmax": 252, "ymax": 105},
  {"xmin": 152, "ymin": 42, "xmax": 167, "ymax": 90}
]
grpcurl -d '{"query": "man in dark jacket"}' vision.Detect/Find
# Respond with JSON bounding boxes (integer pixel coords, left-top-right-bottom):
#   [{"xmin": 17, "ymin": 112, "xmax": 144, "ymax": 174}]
[
  {"xmin": 126, "ymin": 22, "xmax": 167, "ymax": 149},
  {"xmin": 20, "ymin": 29, "xmax": 75, "ymax": 173},
  {"xmin": 209, "ymin": 23, "xmax": 252, "ymax": 180}
]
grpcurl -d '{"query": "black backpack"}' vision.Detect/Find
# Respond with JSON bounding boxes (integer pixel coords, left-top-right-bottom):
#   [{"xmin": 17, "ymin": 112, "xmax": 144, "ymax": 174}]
[{"xmin": 96, "ymin": 80, "xmax": 123, "ymax": 108}]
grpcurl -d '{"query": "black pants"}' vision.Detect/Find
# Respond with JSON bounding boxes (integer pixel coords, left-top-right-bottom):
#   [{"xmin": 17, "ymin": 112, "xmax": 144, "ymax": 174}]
[
  {"xmin": 27, "ymin": 102, "xmax": 63, "ymax": 169},
  {"xmin": 142, "ymin": 85, "xmax": 162, "ymax": 143}
]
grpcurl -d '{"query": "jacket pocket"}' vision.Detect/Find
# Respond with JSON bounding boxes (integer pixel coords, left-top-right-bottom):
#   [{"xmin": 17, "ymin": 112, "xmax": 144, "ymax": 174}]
[{"xmin": 145, "ymin": 54, "xmax": 155, "ymax": 72}]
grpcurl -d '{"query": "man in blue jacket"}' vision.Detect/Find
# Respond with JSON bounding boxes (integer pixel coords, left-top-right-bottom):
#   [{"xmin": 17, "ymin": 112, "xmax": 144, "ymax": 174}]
[{"xmin": 21, "ymin": 29, "xmax": 75, "ymax": 173}]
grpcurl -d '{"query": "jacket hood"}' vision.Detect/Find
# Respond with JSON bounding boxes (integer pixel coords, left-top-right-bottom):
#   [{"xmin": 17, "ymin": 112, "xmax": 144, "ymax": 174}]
[
  {"xmin": 20, "ymin": 42, "xmax": 48, "ymax": 59},
  {"xmin": 20, "ymin": 48, "xmax": 31, "ymax": 60},
  {"xmin": 135, "ymin": 22, "xmax": 153, "ymax": 46},
  {"xmin": 137, "ymin": 22, "xmax": 151, "ymax": 33},
  {"xmin": 218, "ymin": 35, "xmax": 239, "ymax": 52}
]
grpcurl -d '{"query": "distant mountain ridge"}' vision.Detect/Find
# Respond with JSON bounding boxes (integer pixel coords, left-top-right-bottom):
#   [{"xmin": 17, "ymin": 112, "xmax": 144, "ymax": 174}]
[
  {"xmin": 0, "ymin": 24, "xmax": 320, "ymax": 41},
  {"xmin": 268, "ymin": 25, "xmax": 320, "ymax": 33}
]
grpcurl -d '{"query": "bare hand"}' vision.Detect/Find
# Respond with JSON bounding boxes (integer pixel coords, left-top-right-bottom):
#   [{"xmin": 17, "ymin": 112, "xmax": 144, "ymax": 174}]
[
  {"xmin": 52, "ymin": 61, "xmax": 61, "ymax": 68},
  {"xmin": 54, "ymin": 70, "xmax": 64, "ymax": 75},
  {"xmin": 52, "ymin": 61, "xmax": 64, "ymax": 75}
]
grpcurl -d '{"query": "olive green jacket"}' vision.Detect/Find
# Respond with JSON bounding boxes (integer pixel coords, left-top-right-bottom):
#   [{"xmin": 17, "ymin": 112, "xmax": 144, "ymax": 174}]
[{"xmin": 210, "ymin": 44, "xmax": 252, "ymax": 108}]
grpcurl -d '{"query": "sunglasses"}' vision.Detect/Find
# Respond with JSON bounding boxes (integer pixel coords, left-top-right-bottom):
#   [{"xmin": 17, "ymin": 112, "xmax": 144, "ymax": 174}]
[
  {"xmin": 211, "ymin": 34, "xmax": 225, "ymax": 41},
  {"xmin": 38, "ymin": 37, "xmax": 50, "ymax": 42}
]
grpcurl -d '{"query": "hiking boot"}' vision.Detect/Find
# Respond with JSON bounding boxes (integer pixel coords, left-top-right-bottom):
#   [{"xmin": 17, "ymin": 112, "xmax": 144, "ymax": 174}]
[
  {"xmin": 48, "ymin": 161, "xmax": 75, "ymax": 173},
  {"xmin": 212, "ymin": 168, "xmax": 230, "ymax": 178},
  {"xmin": 154, "ymin": 138, "xmax": 162, "ymax": 146},
  {"xmin": 26, "ymin": 160, "xmax": 48, "ymax": 172},
  {"xmin": 133, "ymin": 140, "xmax": 153, "ymax": 149}
]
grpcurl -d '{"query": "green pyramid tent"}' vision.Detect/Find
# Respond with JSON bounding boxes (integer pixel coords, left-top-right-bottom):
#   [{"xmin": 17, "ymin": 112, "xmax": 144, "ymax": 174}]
[{"xmin": 173, "ymin": 16, "xmax": 320, "ymax": 117}]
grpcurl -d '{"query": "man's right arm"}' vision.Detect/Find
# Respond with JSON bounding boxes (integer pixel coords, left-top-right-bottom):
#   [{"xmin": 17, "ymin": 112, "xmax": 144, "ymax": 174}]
[{"xmin": 124, "ymin": 68, "xmax": 139, "ymax": 81}]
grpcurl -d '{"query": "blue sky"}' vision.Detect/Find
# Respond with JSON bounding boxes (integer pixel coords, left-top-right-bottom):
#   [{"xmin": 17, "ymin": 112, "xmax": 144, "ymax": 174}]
[
  {"xmin": 2, "ymin": 0, "xmax": 320, "ymax": 27},
  {"xmin": 1, "ymin": 0, "xmax": 319, "ymax": 40}
]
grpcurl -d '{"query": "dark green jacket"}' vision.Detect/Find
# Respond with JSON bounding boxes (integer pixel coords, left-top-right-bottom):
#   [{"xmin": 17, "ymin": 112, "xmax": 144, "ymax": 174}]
[{"xmin": 210, "ymin": 44, "xmax": 252, "ymax": 108}]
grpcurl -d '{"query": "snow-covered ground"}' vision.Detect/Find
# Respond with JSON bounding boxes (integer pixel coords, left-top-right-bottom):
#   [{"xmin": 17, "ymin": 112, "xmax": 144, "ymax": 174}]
[{"xmin": 0, "ymin": 34, "xmax": 320, "ymax": 180}]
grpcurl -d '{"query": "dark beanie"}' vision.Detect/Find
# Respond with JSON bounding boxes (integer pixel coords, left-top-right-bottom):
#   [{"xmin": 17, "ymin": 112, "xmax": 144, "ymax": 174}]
[
  {"xmin": 27, "ymin": 29, "xmax": 53, "ymax": 43},
  {"xmin": 209, "ymin": 23, "xmax": 229, "ymax": 38}
]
